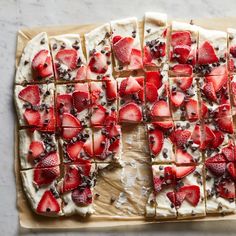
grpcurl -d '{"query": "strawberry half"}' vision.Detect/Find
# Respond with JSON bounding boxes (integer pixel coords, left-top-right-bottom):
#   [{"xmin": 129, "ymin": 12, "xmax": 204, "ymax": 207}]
[
  {"xmin": 146, "ymin": 82, "xmax": 158, "ymax": 102},
  {"xmin": 179, "ymin": 185, "xmax": 200, "ymax": 207},
  {"xmin": 171, "ymin": 91, "xmax": 185, "ymax": 107},
  {"xmin": 171, "ymin": 31, "xmax": 191, "ymax": 47},
  {"xmin": 174, "ymin": 166, "xmax": 196, "ymax": 179},
  {"xmin": 62, "ymin": 113, "xmax": 82, "ymax": 128},
  {"xmin": 24, "ymin": 109, "xmax": 41, "ymax": 126},
  {"xmin": 66, "ymin": 141, "xmax": 84, "ymax": 161},
  {"xmin": 176, "ymin": 148, "xmax": 193, "ymax": 164},
  {"xmin": 146, "ymin": 71, "xmax": 163, "ymax": 90},
  {"xmin": 88, "ymin": 52, "xmax": 108, "ymax": 74},
  {"xmin": 113, "ymin": 36, "xmax": 134, "ymax": 64},
  {"xmin": 55, "ymin": 49, "xmax": 77, "ymax": 70},
  {"xmin": 71, "ymin": 187, "xmax": 92, "ymax": 206},
  {"xmin": 173, "ymin": 77, "xmax": 193, "ymax": 91},
  {"xmin": 148, "ymin": 129, "xmax": 164, "ymax": 156},
  {"xmin": 119, "ymin": 103, "xmax": 142, "ymax": 123},
  {"xmin": 36, "ymin": 152, "xmax": 60, "ymax": 168},
  {"xmin": 36, "ymin": 190, "xmax": 60, "ymax": 214},
  {"xmin": 216, "ymin": 179, "xmax": 236, "ymax": 199},
  {"xmin": 198, "ymin": 41, "xmax": 219, "ymax": 65},
  {"xmin": 151, "ymin": 100, "xmax": 170, "ymax": 118},
  {"xmin": 28, "ymin": 141, "xmax": 45, "ymax": 161},
  {"xmin": 18, "ymin": 85, "xmax": 40, "ymax": 105},
  {"xmin": 63, "ymin": 166, "xmax": 82, "ymax": 192}
]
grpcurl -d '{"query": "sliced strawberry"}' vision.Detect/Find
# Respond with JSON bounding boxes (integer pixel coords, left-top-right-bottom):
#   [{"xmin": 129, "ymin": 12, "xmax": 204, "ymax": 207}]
[
  {"xmin": 93, "ymin": 133, "xmax": 107, "ymax": 157},
  {"xmin": 198, "ymin": 41, "xmax": 219, "ymax": 65},
  {"xmin": 151, "ymin": 100, "xmax": 170, "ymax": 118},
  {"xmin": 63, "ymin": 166, "xmax": 82, "ymax": 192},
  {"xmin": 90, "ymin": 83, "xmax": 103, "ymax": 104},
  {"xmin": 62, "ymin": 127, "xmax": 81, "ymax": 140},
  {"xmin": 203, "ymin": 82, "xmax": 217, "ymax": 102},
  {"xmin": 74, "ymin": 83, "xmax": 89, "ymax": 93},
  {"xmin": 129, "ymin": 48, "xmax": 143, "ymax": 69},
  {"xmin": 230, "ymin": 45, "xmax": 236, "ymax": 58},
  {"xmin": 83, "ymin": 138, "xmax": 93, "ymax": 157},
  {"xmin": 66, "ymin": 141, "xmax": 84, "ymax": 161},
  {"xmin": 146, "ymin": 82, "xmax": 158, "ymax": 102},
  {"xmin": 171, "ymin": 91, "xmax": 185, "ymax": 107},
  {"xmin": 119, "ymin": 103, "xmax": 142, "ymax": 123},
  {"xmin": 24, "ymin": 109, "xmax": 41, "ymax": 126},
  {"xmin": 18, "ymin": 85, "xmax": 40, "ymax": 105},
  {"xmin": 109, "ymin": 139, "xmax": 120, "ymax": 153},
  {"xmin": 185, "ymin": 99, "xmax": 198, "ymax": 121},
  {"xmin": 56, "ymin": 94, "xmax": 73, "ymax": 113},
  {"xmin": 173, "ymin": 45, "xmax": 191, "ymax": 63},
  {"xmin": 211, "ymin": 130, "xmax": 224, "ymax": 149},
  {"xmin": 191, "ymin": 123, "xmax": 201, "ymax": 145},
  {"xmin": 36, "ymin": 190, "xmax": 60, "ymax": 214},
  {"xmin": 119, "ymin": 77, "xmax": 142, "ymax": 96},
  {"xmin": 208, "ymin": 64, "xmax": 227, "ymax": 76},
  {"xmin": 217, "ymin": 104, "xmax": 231, "ymax": 118},
  {"xmin": 153, "ymin": 176, "xmax": 164, "ymax": 193},
  {"xmin": 146, "ymin": 71, "xmax": 163, "ymax": 89},
  {"xmin": 205, "ymin": 74, "xmax": 227, "ymax": 92},
  {"xmin": 173, "ymin": 77, "xmax": 193, "ymax": 91},
  {"xmin": 40, "ymin": 107, "xmax": 55, "ymax": 132},
  {"xmin": 179, "ymin": 185, "xmax": 200, "ymax": 206},
  {"xmin": 167, "ymin": 191, "xmax": 186, "ymax": 208},
  {"xmin": 171, "ymin": 31, "xmax": 191, "ymax": 47},
  {"xmin": 55, "ymin": 49, "xmax": 77, "ymax": 70},
  {"xmin": 36, "ymin": 152, "xmax": 60, "ymax": 168},
  {"xmin": 216, "ymin": 116, "xmax": 233, "ymax": 134},
  {"xmin": 172, "ymin": 64, "xmax": 192, "ymax": 76},
  {"xmin": 222, "ymin": 144, "xmax": 235, "ymax": 162},
  {"xmin": 34, "ymin": 166, "xmax": 60, "ymax": 187},
  {"xmin": 174, "ymin": 166, "xmax": 196, "ymax": 179},
  {"xmin": 153, "ymin": 121, "xmax": 174, "ymax": 129},
  {"xmin": 72, "ymin": 91, "xmax": 90, "ymax": 112},
  {"xmin": 28, "ymin": 141, "xmax": 45, "ymax": 161},
  {"xmin": 148, "ymin": 129, "xmax": 164, "ymax": 156},
  {"xmin": 107, "ymin": 125, "xmax": 120, "ymax": 138},
  {"xmin": 227, "ymin": 162, "xmax": 236, "ymax": 181},
  {"xmin": 164, "ymin": 166, "xmax": 175, "ymax": 185},
  {"xmin": 113, "ymin": 36, "xmax": 134, "ymax": 64},
  {"xmin": 61, "ymin": 113, "xmax": 81, "ymax": 128},
  {"xmin": 143, "ymin": 46, "xmax": 153, "ymax": 66},
  {"xmin": 231, "ymin": 81, "xmax": 236, "ymax": 95},
  {"xmin": 201, "ymin": 102, "xmax": 208, "ymax": 118},
  {"xmin": 216, "ymin": 179, "xmax": 236, "ymax": 199},
  {"xmin": 91, "ymin": 105, "xmax": 106, "ymax": 126},
  {"xmin": 176, "ymin": 148, "xmax": 193, "ymax": 164},
  {"xmin": 205, "ymin": 160, "xmax": 226, "ymax": 177},
  {"xmin": 229, "ymin": 58, "xmax": 235, "ymax": 72},
  {"xmin": 206, "ymin": 153, "xmax": 226, "ymax": 163},
  {"xmin": 201, "ymin": 125, "xmax": 216, "ymax": 149},
  {"xmin": 72, "ymin": 187, "xmax": 92, "ymax": 206},
  {"xmin": 88, "ymin": 52, "xmax": 108, "ymax": 74},
  {"xmin": 75, "ymin": 65, "xmax": 87, "ymax": 81},
  {"xmin": 105, "ymin": 80, "xmax": 117, "ymax": 101},
  {"xmin": 173, "ymin": 130, "xmax": 191, "ymax": 147}
]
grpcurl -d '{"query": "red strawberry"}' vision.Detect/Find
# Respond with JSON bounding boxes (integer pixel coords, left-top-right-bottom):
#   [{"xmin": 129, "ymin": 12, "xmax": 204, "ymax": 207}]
[
  {"xmin": 151, "ymin": 100, "xmax": 170, "ymax": 118},
  {"xmin": 129, "ymin": 48, "xmax": 143, "ymax": 69},
  {"xmin": 174, "ymin": 166, "xmax": 196, "ymax": 179},
  {"xmin": 191, "ymin": 123, "xmax": 201, "ymax": 145},
  {"xmin": 206, "ymin": 153, "xmax": 226, "ymax": 163},
  {"xmin": 201, "ymin": 102, "xmax": 208, "ymax": 118},
  {"xmin": 173, "ymin": 45, "xmax": 191, "ymax": 63},
  {"xmin": 176, "ymin": 148, "xmax": 193, "ymax": 164},
  {"xmin": 208, "ymin": 64, "xmax": 227, "ymax": 76},
  {"xmin": 62, "ymin": 127, "xmax": 81, "ymax": 140},
  {"xmin": 119, "ymin": 103, "xmax": 142, "ymax": 123},
  {"xmin": 217, "ymin": 104, "xmax": 231, "ymax": 118},
  {"xmin": 62, "ymin": 113, "xmax": 82, "ymax": 128},
  {"xmin": 185, "ymin": 99, "xmax": 198, "ymax": 121},
  {"xmin": 40, "ymin": 107, "xmax": 55, "ymax": 132},
  {"xmin": 173, "ymin": 77, "xmax": 193, "ymax": 91},
  {"xmin": 230, "ymin": 46, "xmax": 236, "ymax": 58},
  {"xmin": 112, "ymin": 35, "xmax": 122, "ymax": 44},
  {"xmin": 72, "ymin": 187, "xmax": 92, "ymax": 206},
  {"xmin": 152, "ymin": 43, "xmax": 166, "ymax": 59},
  {"xmin": 153, "ymin": 176, "xmax": 164, "ymax": 193},
  {"xmin": 72, "ymin": 91, "xmax": 90, "ymax": 112},
  {"xmin": 91, "ymin": 105, "xmax": 106, "ymax": 126},
  {"xmin": 36, "ymin": 190, "xmax": 60, "ymax": 214},
  {"xmin": 75, "ymin": 65, "xmax": 87, "ymax": 81},
  {"xmin": 173, "ymin": 130, "xmax": 191, "ymax": 147},
  {"xmin": 231, "ymin": 81, "xmax": 236, "ymax": 94},
  {"xmin": 171, "ymin": 31, "xmax": 191, "ymax": 47},
  {"xmin": 34, "ymin": 166, "xmax": 60, "ymax": 187},
  {"xmin": 90, "ymin": 83, "xmax": 103, "ymax": 104},
  {"xmin": 18, "ymin": 85, "xmax": 40, "ymax": 105},
  {"xmin": 146, "ymin": 71, "xmax": 163, "ymax": 89},
  {"xmin": 172, "ymin": 64, "xmax": 192, "ymax": 76},
  {"xmin": 83, "ymin": 139, "xmax": 93, "ymax": 157},
  {"xmin": 55, "ymin": 49, "xmax": 77, "ymax": 70},
  {"xmin": 63, "ymin": 166, "xmax": 82, "ymax": 192},
  {"xmin": 108, "ymin": 139, "xmax": 120, "ymax": 153},
  {"xmin": 205, "ymin": 74, "xmax": 227, "ymax": 92},
  {"xmin": 88, "ymin": 52, "xmax": 108, "ymax": 74},
  {"xmin": 107, "ymin": 125, "xmax": 121, "ymax": 138},
  {"xmin": 74, "ymin": 83, "xmax": 89, "ymax": 93},
  {"xmin": 28, "ymin": 141, "xmax": 45, "ymax": 161},
  {"xmin": 146, "ymin": 82, "xmax": 158, "ymax": 102},
  {"xmin": 164, "ymin": 166, "xmax": 175, "ymax": 185},
  {"xmin": 93, "ymin": 133, "xmax": 107, "ymax": 158},
  {"xmin": 143, "ymin": 46, "xmax": 154, "ymax": 66},
  {"xmin": 105, "ymin": 80, "xmax": 117, "ymax": 101},
  {"xmin": 36, "ymin": 152, "xmax": 60, "ymax": 168},
  {"xmin": 56, "ymin": 94, "xmax": 73, "ymax": 113},
  {"xmin": 203, "ymin": 82, "xmax": 217, "ymax": 102},
  {"xmin": 222, "ymin": 143, "xmax": 235, "ymax": 162},
  {"xmin": 198, "ymin": 41, "xmax": 219, "ymax": 65},
  {"xmin": 205, "ymin": 160, "xmax": 226, "ymax": 177},
  {"xmin": 216, "ymin": 179, "xmax": 236, "ymax": 199},
  {"xmin": 153, "ymin": 121, "xmax": 174, "ymax": 129},
  {"xmin": 216, "ymin": 116, "xmax": 233, "ymax": 134},
  {"xmin": 66, "ymin": 141, "xmax": 84, "ymax": 161},
  {"xmin": 211, "ymin": 130, "xmax": 224, "ymax": 149},
  {"xmin": 201, "ymin": 125, "xmax": 215, "ymax": 149},
  {"xmin": 113, "ymin": 36, "xmax": 134, "ymax": 64},
  {"xmin": 171, "ymin": 91, "xmax": 185, "ymax": 107},
  {"xmin": 227, "ymin": 162, "xmax": 236, "ymax": 181},
  {"xmin": 119, "ymin": 77, "xmax": 142, "ymax": 96},
  {"xmin": 166, "ymin": 191, "xmax": 186, "ymax": 207},
  {"xmin": 229, "ymin": 59, "xmax": 235, "ymax": 72},
  {"xmin": 24, "ymin": 109, "xmax": 41, "ymax": 126},
  {"xmin": 179, "ymin": 185, "xmax": 200, "ymax": 206},
  {"xmin": 148, "ymin": 129, "xmax": 164, "ymax": 156}
]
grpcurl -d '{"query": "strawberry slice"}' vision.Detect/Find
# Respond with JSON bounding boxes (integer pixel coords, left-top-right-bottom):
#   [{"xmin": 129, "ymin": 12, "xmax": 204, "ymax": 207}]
[
  {"xmin": 208, "ymin": 64, "xmax": 227, "ymax": 76},
  {"xmin": 24, "ymin": 109, "xmax": 41, "ymax": 126},
  {"xmin": 166, "ymin": 191, "xmax": 186, "ymax": 208},
  {"xmin": 153, "ymin": 176, "xmax": 164, "ymax": 193},
  {"xmin": 105, "ymin": 80, "xmax": 117, "ymax": 101},
  {"xmin": 172, "ymin": 64, "xmax": 193, "ymax": 76},
  {"xmin": 173, "ymin": 45, "xmax": 191, "ymax": 63},
  {"xmin": 63, "ymin": 166, "xmax": 82, "ymax": 192},
  {"xmin": 171, "ymin": 31, "xmax": 191, "ymax": 47},
  {"xmin": 203, "ymin": 82, "xmax": 217, "ymax": 102},
  {"xmin": 143, "ymin": 46, "xmax": 154, "ymax": 66},
  {"xmin": 62, "ymin": 127, "xmax": 81, "ymax": 140},
  {"xmin": 36, "ymin": 152, "xmax": 60, "ymax": 168},
  {"xmin": 201, "ymin": 102, "xmax": 208, "ymax": 119},
  {"xmin": 191, "ymin": 123, "xmax": 201, "ymax": 145},
  {"xmin": 28, "ymin": 141, "xmax": 45, "ymax": 161},
  {"xmin": 90, "ymin": 83, "xmax": 103, "ymax": 104},
  {"xmin": 231, "ymin": 81, "xmax": 236, "ymax": 95},
  {"xmin": 72, "ymin": 187, "xmax": 92, "ymax": 206},
  {"xmin": 113, "ymin": 36, "xmax": 134, "ymax": 64},
  {"xmin": 164, "ymin": 166, "xmax": 175, "ymax": 185},
  {"xmin": 66, "ymin": 141, "xmax": 84, "ymax": 161},
  {"xmin": 173, "ymin": 130, "xmax": 191, "ymax": 147},
  {"xmin": 205, "ymin": 159, "xmax": 226, "ymax": 177},
  {"xmin": 75, "ymin": 65, "xmax": 87, "ymax": 81},
  {"xmin": 205, "ymin": 74, "xmax": 228, "ymax": 92},
  {"xmin": 216, "ymin": 179, "xmax": 236, "ymax": 199},
  {"xmin": 72, "ymin": 91, "xmax": 90, "ymax": 112},
  {"xmin": 129, "ymin": 48, "xmax": 143, "ymax": 69},
  {"xmin": 108, "ymin": 139, "xmax": 120, "ymax": 153},
  {"xmin": 227, "ymin": 162, "xmax": 236, "ymax": 181},
  {"xmin": 151, "ymin": 100, "xmax": 170, "ymax": 118},
  {"xmin": 230, "ymin": 46, "xmax": 236, "ymax": 57},
  {"xmin": 206, "ymin": 153, "xmax": 226, "ymax": 163},
  {"xmin": 173, "ymin": 77, "xmax": 193, "ymax": 91},
  {"xmin": 34, "ymin": 166, "xmax": 60, "ymax": 187},
  {"xmin": 88, "ymin": 52, "xmax": 108, "ymax": 74},
  {"xmin": 216, "ymin": 116, "xmax": 233, "ymax": 134},
  {"xmin": 198, "ymin": 41, "xmax": 219, "ymax": 65},
  {"xmin": 55, "ymin": 49, "xmax": 77, "ymax": 70},
  {"xmin": 146, "ymin": 71, "xmax": 163, "ymax": 89},
  {"xmin": 174, "ymin": 166, "xmax": 196, "ymax": 179},
  {"xmin": 217, "ymin": 104, "xmax": 231, "ymax": 118},
  {"xmin": 40, "ymin": 107, "xmax": 55, "ymax": 132},
  {"xmin": 56, "ymin": 94, "xmax": 73, "ymax": 113},
  {"xmin": 62, "ymin": 113, "xmax": 81, "ymax": 128},
  {"xmin": 179, "ymin": 185, "xmax": 200, "ymax": 206},
  {"xmin": 18, "ymin": 85, "xmax": 40, "ymax": 105},
  {"xmin": 176, "ymin": 148, "xmax": 193, "ymax": 164},
  {"xmin": 119, "ymin": 77, "xmax": 142, "ymax": 96},
  {"xmin": 146, "ymin": 82, "xmax": 158, "ymax": 102},
  {"xmin": 201, "ymin": 125, "xmax": 216, "ymax": 149},
  {"xmin": 185, "ymin": 99, "xmax": 198, "ymax": 121},
  {"xmin": 222, "ymin": 143, "xmax": 235, "ymax": 162},
  {"xmin": 119, "ymin": 103, "xmax": 142, "ymax": 123},
  {"xmin": 91, "ymin": 105, "xmax": 106, "ymax": 126},
  {"xmin": 153, "ymin": 121, "xmax": 174, "ymax": 129},
  {"xmin": 148, "ymin": 129, "xmax": 164, "ymax": 156},
  {"xmin": 211, "ymin": 130, "xmax": 224, "ymax": 149},
  {"xmin": 171, "ymin": 91, "xmax": 185, "ymax": 107},
  {"xmin": 83, "ymin": 139, "xmax": 93, "ymax": 157},
  {"xmin": 93, "ymin": 133, "xmax": 107, "ymax": 157},
  {"xmin": 36, "ymin": 190, "xmax": 60, "ymax": 214}
]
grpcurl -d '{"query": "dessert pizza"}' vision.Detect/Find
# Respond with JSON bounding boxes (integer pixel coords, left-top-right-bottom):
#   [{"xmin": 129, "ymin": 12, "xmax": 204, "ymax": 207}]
[{"xmin": 14, "ymin": 12, "xmax": 236, "ymax": 221}]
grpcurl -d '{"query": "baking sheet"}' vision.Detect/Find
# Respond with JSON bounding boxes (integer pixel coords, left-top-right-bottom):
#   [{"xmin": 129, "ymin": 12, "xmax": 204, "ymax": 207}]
[{"xmin": 15, "ymin": 17, "xmax": 236, "ymax": 230}]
